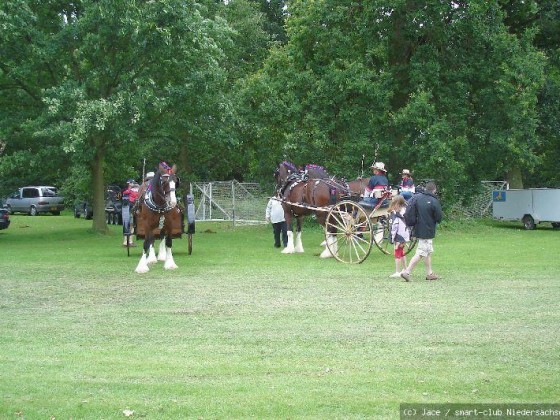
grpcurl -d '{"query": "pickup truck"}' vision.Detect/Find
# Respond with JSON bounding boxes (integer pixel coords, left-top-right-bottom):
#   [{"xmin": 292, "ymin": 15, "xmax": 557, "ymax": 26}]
[{"xmin": 5, "ymin": 186, "xmax": 65, "ymax": 216}]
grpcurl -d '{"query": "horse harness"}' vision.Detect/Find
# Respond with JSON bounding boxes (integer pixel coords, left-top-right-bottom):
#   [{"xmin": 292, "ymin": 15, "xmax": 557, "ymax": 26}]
[
  {"xmin": 143, "ymin": 175, "xmax": 177, "ymax": 214},
  {"xmin": 281, "ymin": 175, "xmax": 356, "ymax": 214}
]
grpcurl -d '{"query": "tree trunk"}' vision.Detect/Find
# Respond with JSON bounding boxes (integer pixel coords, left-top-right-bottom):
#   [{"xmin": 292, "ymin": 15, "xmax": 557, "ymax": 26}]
[
  {"xmin": 507, "ymin": 166, "xmax": 524, "ymax": 189},
  {"xmin": 91, "ymin": 139, "xmax": 110, "ymax": 234}
]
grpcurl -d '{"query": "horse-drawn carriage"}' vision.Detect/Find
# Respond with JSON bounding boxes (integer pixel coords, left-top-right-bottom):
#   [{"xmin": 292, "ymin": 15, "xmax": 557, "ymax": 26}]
[
  {"xmin": 275, "ymin": 161, "xmax": 418, "ymax": 264},
  {"xmin": 130, "ymin": 163, "xmax": 196, "ymax": 273},
  {"xmin": 323, "ymin": 194, "xmax": 418, "ymax": 264},
  {"xmin": 134, "ymin": 204, "xmax": 193, "ymax": 255}
]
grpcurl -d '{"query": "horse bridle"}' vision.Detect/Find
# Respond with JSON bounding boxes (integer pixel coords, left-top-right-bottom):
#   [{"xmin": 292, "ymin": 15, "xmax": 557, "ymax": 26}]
[{"xmin": 145, "ymin": 172, "xmax": 177, "ymax": 214}]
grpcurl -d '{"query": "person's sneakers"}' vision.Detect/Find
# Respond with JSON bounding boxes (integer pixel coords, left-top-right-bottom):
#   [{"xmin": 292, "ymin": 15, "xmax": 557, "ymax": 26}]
[
  {"xmin": 400, "ymin": 271, "xmax": 411, "ymax": 282},
  {"xmin": 426, "ymin": 273, "xmax": 439, "ymax": 281},
  {"xmin": 389, "ymin": 272, "xmax": 401, "ymax": 278}
]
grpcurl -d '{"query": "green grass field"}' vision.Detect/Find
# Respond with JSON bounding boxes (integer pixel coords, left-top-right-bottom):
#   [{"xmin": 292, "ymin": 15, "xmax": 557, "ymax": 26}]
[{"xmin": 0, "ymin": 214, "xmax": 558, "ymax": 419}]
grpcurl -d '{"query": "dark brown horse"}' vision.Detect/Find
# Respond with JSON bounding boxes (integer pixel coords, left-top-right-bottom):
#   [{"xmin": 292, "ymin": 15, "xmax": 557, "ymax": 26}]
[
  {"xmin": 274, "ymin": 162, "xmax": 369, "ymax": 257},
  {"xmin": 135, "ymin": 163, "xmax": 179, "ymax": 273},
  {"xmin": 274, "ymin": 161, "xmax": 332, "ymax": 194}
]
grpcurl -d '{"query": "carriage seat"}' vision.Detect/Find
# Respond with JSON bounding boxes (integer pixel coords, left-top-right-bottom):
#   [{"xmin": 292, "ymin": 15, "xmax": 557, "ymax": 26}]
[{"xmin": 357, "ymin": 199, "xmax": 389, "ymax": 209}]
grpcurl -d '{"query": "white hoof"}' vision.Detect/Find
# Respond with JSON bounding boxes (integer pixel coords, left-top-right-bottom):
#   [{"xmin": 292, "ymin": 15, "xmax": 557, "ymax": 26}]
[
  {"xmin": 164, "ymin": 261, "xmax": 178, "ymax": 270},
  {"xmin": 320, "ymin": 247, "xmax": 334, "ymax": 258},
  {"xmin": 321, "ymin": 235, "xmax": 337, "ymax": 258},
  {"xmin": 164, "ymin": 248, "xmax": 178, "ymax": 269},
  {"xmin": 282, "ymin": 245, "xmax": 295, "ymax": 254},
  {"xmin": 147, "ymin": 246, "xmax": 157, "ymax": 264},
  {"xmin": 135, "ymin": 265, "xmax": 150, "ymax": 274},
  {"xmin": 135, "ymin": 255, "xmax": 150, "ymax": 273},
  {"xmin": 283, "ymin": 231, "xmax": 295, "ymax": 254}
]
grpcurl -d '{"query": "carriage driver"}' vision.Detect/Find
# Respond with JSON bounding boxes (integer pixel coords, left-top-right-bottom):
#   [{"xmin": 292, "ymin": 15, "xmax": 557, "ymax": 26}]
[{"xmin": 358, "ymin": 162, "xmax": 389, "ymax": 208}]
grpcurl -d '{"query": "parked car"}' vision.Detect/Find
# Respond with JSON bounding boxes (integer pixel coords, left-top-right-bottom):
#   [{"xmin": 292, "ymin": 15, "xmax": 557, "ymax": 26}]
[
  {"xmin": 5, "ymin": 186, "xmax": 65, "ymax": 216},
  {"xmin": 105, "ymin": 184, "xmax": 123, "ymax": 225},
  {"xmin": 72, "ymin": 185, "xmax": 123, "ymax": 224},
  {"xmin": 74, "ymin": 201, "xmax": 94, "ymax": 219},
  {"xmin": 0, "ymin": 208, "xmax": 10, "ymax": 230}
]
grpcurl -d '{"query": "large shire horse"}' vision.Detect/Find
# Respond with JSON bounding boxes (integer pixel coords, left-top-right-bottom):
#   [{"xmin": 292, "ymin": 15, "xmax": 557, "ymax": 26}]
[
  {"xmin": 274, "ymin": 161, "xmax": 368, "ymax": 257},
  {"xmin": 135, "ymin": 163, "xmax": 179, "ymax": 273}
]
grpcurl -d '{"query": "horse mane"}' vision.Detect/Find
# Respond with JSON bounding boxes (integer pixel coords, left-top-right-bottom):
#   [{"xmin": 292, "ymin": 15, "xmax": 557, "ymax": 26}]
[
  {"xmin": 304, "ymin": 163, "xmax": 330, "ymax": 179},
  {"xmin": 281, "ymin": 161, "xmax": 298, "ymax": 173},
  {"xmin": 149, "ymin": 170, "xmax": 161, "ymax": 191},
  {"xmin": 304, "ymin": 163, "xmax": 326, "ymax": 172}
]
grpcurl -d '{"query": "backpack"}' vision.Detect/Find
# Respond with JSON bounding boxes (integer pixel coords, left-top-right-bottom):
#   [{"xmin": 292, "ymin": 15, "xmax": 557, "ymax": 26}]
[{"xmin": 403, "ymin": 197, "xmax": 417, "ymax": 228}]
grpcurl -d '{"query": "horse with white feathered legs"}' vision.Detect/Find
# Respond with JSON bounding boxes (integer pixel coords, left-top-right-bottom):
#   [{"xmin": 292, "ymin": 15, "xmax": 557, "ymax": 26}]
[
  {"xmin": 134, "ymin": 162, "xmax": 181, "ymax": 273},
  {"xmin": 274, "ymin": 162, "xmax": 368, "ymax": 258}
]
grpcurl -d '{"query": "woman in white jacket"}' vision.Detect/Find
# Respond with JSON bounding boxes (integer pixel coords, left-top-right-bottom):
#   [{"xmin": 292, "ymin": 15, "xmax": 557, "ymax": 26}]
[{"xmin": 266, "ymin": 195, "xmax": 288, "ymax": 248}]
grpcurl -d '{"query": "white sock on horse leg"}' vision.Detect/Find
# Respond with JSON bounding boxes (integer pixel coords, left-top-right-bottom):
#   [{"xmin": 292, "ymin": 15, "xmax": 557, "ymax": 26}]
[
  {"xmin": 164, "ymin": 247, "xmax": 178, "ymax": 270},
  {"xmin": 320, "ymin": 234, "xmax": 335, "ymax": 258},
  {"xmin": 282, "ymin": 231, "xmax": 295, "ymax": 254},
  {"xmin": 147, "ymin": 245, "xmax": 157, "ymax": 264},
  {"xmin": 135, "ymin": 254, "xmax": 150, "ymax": 274},
  {"xmin": 294, "ymin": 231, "xmax": 304, "ymax": 253},
  {"xmin": 158, "ymin": 240, "xmax": 167, "ymax": 261}
]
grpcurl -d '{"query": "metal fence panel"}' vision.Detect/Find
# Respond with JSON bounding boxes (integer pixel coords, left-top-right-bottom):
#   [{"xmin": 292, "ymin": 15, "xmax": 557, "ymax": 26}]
[{"xmin": 190, "ymin": 181, "xmax": 268, "ymax": 225}]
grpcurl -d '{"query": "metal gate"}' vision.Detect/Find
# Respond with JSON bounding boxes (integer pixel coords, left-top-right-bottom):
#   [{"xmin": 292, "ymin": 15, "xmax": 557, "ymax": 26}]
[{"xmin": 189, "ymin": 181, "xmax": 267, "ymax": 225}]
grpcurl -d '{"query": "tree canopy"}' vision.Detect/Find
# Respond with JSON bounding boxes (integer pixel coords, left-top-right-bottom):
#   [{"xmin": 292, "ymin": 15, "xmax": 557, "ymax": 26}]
[{"xmin": 1, "ymin": 0, "xmax": 558, "ymax": 226}]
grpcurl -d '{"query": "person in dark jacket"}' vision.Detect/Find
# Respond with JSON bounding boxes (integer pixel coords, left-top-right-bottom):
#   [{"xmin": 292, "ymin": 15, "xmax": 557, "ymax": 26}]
[
  {"xmin": 401, "ymin": 181, "xmax": 443, "ymax": 281},
  {"xmin": 358, "ymin": 162, "xmax": 389, "ymax": 208}
]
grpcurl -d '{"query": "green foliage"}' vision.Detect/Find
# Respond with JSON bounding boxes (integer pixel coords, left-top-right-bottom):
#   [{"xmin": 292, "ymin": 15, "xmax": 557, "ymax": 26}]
[
  {"xmin": 1, "ymin": 0, "xmax": 559, "ymax": 210},
  {"xmin": 236, "ymin": 0, "xmax": 550, "ymax": 201},
  {"xmin": 0, "ymin": 0, "xmax": 252, "ymax": 230}
]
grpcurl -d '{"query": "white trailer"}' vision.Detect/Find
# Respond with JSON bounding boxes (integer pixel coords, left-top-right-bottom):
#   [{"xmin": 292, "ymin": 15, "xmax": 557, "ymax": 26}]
[{"xmin": 492, "ymin": 188, "xmax": 560, "ymax": 230}]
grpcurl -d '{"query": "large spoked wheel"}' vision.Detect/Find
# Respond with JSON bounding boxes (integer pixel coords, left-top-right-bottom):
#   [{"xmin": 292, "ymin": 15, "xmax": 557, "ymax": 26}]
[
  {"xmin": 324, "ymin": 201, "xmax": 373, "ymax": 264},
  {"xmin": 405, "ymin": 235, "xmax": 419, "ymax": 256},
  {"xmin": 372, "ymin": 215, "xmax": 419, "ymax": 256}
]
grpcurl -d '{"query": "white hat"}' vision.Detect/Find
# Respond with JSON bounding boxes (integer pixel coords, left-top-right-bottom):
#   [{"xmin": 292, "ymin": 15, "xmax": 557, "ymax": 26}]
[
  {"xmin": 371, "ymin": 162, "xmax": 386, "ymax": 172},
  {"xmin": 145, "ymin": 171, "xmax": 155, "ymax": 180},
  {"xmin": 402, "ymin": 169, "xmax": 411, "ymax": 175}
]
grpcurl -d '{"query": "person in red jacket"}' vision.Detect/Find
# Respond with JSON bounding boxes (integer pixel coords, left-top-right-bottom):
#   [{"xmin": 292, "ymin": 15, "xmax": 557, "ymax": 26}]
[
  {"xmin": 123, "ymin": 179, "xmax": 139, "ymax": 203},
  {"xmin": 122, "ymin": 179, "xmax": 139, "ymax": 246}
]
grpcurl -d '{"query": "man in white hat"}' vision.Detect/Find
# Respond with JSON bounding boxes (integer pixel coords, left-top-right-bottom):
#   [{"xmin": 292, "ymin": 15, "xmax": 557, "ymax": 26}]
[
  {"xmin": 399, "ymin": 169, "xmax": 415, "ymax": 201},
  {"xmin": 359, "ymin": 161, "xmax": 389, "ymax": 207}
]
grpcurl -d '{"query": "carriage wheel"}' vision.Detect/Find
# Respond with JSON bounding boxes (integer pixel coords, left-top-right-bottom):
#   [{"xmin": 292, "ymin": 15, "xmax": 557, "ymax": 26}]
[
  {"xmin": 187, "ymin": 233, "xmax": 193, "ymax": 255},
  {"xmin": 324, "ymin": 201, "xmax": 373, "ymax": 264},
  {"xmin": 405, "ymin": 236, "xmax": 419, "ymax": 256},
  {"xmin": 372, "ymin": 215, "xmax": 418, "ymax": 256}
]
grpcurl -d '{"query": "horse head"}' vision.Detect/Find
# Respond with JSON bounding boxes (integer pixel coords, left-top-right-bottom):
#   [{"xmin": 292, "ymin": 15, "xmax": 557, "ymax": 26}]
[
  {"xmin": 159, "ymin": 162, "xmax": 178, "ymax": 208},
  {"xmin": 147, "ymin": 162, "xmax": 178, "ymax": 209},
  {"xmin": 274, "ymin": 161, "xmax": 298, "ymax": 190}
]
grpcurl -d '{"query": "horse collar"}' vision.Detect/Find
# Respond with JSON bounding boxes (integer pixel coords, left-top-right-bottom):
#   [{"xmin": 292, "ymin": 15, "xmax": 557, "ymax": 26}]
[{"xmin": 144, "ymin": 189, "xmax": 175, "ymax": 214}]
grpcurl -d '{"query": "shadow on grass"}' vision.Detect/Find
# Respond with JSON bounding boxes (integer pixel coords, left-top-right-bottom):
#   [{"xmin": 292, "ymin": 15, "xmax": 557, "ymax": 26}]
[{"xmin": 489, "ymin": 222, "xmax": 560, "ymax": 231}]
